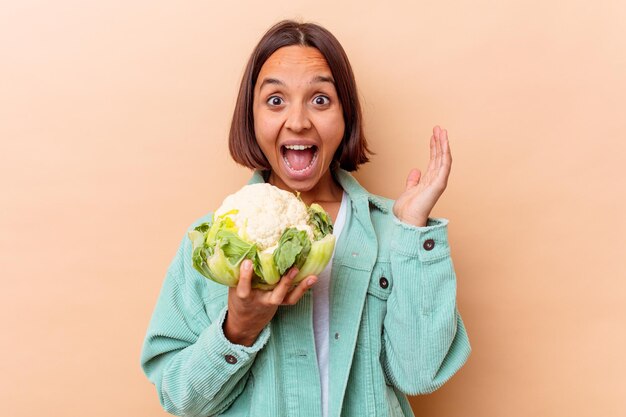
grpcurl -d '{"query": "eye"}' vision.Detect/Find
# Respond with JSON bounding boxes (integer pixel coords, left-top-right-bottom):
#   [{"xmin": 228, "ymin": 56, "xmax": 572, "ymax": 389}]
[
  {"xmin": 267, "ymin": 96, "xmax": 284, "ymax": 106},
  {"xmin": 313, "ymin": 95, "xmax": 330, "ymax": 106}
]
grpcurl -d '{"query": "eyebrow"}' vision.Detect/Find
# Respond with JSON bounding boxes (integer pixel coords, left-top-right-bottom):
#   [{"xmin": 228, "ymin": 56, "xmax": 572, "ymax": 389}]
[
  {"xmin": 311, "ymin": 75, "xmax": 335, "ymax": 85},
  {"xmin": 258, "ymin": 78, "xmax": 285, "ymax": 90},
  {"xmin": 257, "ymin": 75, "xmax": 336, "ymax": 91}
]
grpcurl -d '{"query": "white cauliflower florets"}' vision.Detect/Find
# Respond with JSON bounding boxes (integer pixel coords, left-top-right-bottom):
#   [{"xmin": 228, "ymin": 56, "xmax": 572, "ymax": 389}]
[{"xmin": 215, "ymin": 184, "xmax": 313, "ymax": 250}]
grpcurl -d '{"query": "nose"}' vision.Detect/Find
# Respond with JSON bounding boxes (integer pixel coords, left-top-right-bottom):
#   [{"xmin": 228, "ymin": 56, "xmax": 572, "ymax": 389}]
[{"xmin": 284, "ymin": 102, "xmax": 312, "ymax": 132}]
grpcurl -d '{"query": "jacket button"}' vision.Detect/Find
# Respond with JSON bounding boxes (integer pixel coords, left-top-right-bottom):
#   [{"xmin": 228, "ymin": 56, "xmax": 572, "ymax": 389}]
[
  {"xmin": 225, "ymin": 354, "xmax": 237, "ymax": 364},
  {"xmin": 423, "ymin": 239, "xmax": 435, "ymax": 251},
  {"xmin": 379, "ymin": 277, "xmax": 389, "ymax": 289}
]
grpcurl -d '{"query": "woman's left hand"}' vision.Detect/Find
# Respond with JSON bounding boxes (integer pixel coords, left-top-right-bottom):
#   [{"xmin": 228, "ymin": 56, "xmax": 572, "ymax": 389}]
[{"xmin": 392, "ymin": 125, "xmax": 452, "ymax": 227}]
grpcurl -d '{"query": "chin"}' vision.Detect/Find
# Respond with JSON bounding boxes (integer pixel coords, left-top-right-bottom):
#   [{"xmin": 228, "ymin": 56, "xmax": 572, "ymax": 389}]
[{"xmin": 281, "ymin": 175, "xmax": 319, "ymax": 193}]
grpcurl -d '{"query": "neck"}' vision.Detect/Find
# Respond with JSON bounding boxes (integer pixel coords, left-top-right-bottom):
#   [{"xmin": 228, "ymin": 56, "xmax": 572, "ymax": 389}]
[{"xmin": 267, "ymin": 169, "xmax": 343, "ymax": 206}]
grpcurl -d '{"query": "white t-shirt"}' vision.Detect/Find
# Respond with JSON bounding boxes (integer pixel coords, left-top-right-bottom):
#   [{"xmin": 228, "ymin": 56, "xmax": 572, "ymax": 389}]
[{"xmin": 312, "ymin": 192, "xmax": 348, "ymax": 417}]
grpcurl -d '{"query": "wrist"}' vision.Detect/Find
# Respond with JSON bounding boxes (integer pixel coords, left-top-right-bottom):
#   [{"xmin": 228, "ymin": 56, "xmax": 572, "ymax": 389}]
[
  {"xmin": 404, "ymin": 218, "xmax": 428, "ymax": 227},
  {"xmin": 392, "ymin": 205, "xmax": 429, "ymax": 227},
  {"xmin": 223, "ymin": 312, "xmax": 261, "ymax": 347},
  {"xmin": 395, "ymin": 213, "xmax": 428, "ymax": 227}
]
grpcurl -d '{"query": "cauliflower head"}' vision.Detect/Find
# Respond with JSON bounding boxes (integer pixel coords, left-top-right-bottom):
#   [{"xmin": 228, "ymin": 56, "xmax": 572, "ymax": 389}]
[
  {"xmin": 188, "ymin": 183, "xmax": 335, "ymax": 289},
  {"xmin": 215, "ymin": 184, "xmax": 313, "ymax": 251}
]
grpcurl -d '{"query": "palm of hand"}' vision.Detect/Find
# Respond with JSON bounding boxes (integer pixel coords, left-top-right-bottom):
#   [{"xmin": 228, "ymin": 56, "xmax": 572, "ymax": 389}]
[{"xmin": 392, "ymin": 126, "xmax": 452, "ymax": 227}]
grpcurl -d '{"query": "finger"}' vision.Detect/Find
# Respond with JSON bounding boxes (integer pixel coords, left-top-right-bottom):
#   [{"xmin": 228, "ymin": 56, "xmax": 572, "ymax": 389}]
[
  {"xmin": 404, "ymin": 168, "xmax": 421, "ymax": 190},
  {"xmin": 268, "ymin": 267, "xmax": 298, "ymax": 305},
  {"xmin": 428, "ymin": 133, "xmax": 436, "ymax": 166},
  {"xmin": 422, "ymin": 134, "xmax": 437, "ymax": 180},
  {"xmin": 236, "ymin": 259, "xmax": 253, "ymax": 299},
  {"xmin": 282, "ymin": 275, "xmax": 317, "ymax": 305},
  {"xmin": 440, "ymin": 129, "xmax": 452, "ymax": 183},
  {"xmin": 441, "ymin": 129, "xmax": 451, "ymax": 165},
  {"xmin": 435, "ymin": 127, "xmax": 443, "ymax": 171}
]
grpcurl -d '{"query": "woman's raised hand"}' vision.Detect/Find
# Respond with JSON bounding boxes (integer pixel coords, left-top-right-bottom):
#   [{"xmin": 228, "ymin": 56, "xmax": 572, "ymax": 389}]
[
  {"xmin": 392, "ymin": 126, "xmax": 452, "ymax": 227},
  {"xmin": 223, "ymin": 260, "xmax": 317, "ymax": 347}
]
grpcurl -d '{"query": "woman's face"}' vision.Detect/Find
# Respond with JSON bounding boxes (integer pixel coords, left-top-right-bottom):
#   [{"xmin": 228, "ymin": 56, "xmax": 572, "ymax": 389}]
[{"xmin": 253, "ymin": 45, "xmax": 345, "ymax": 193}]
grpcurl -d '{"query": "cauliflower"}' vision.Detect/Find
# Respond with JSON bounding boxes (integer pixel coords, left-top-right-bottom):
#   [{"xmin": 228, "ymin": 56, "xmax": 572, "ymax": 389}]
[
  {"xmin": 188, "ymin": 183, "xmax": 335, "ymax": 289},
  {"xmin": 215, "ymin": 184, "xmax": 313, "ymax": 250}
]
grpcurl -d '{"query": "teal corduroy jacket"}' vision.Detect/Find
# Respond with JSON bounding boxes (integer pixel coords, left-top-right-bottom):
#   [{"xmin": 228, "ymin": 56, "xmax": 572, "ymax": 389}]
[{"xmin": 141, "ymin": 169, "xmax": 471, "ymax": 417}]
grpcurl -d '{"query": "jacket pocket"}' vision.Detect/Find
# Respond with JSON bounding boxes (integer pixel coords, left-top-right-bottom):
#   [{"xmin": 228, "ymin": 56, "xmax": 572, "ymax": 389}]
[
  {"xmin": 366, "ymin": 262, "xmax": 392, "ymax": 301},
  {"xmin": 361, "ymin": 262, "xmax": 391, "ymax": 352}
]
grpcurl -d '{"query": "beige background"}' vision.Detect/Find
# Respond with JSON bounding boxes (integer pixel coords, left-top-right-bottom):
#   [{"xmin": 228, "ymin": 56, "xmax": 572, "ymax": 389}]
[{"xmin": 1, "ymin": 0, "xmax": 625, "ymax": 416}]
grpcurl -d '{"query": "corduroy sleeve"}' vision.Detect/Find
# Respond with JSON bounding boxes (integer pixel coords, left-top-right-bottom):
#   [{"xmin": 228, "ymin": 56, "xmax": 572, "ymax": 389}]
[
  {"xmin": 140, "ymin": 235, "xmax": 270, "ymax": 416},
  {"xmin": 382, "ymin": 217, "xmax": 471, "ymax": 395}
]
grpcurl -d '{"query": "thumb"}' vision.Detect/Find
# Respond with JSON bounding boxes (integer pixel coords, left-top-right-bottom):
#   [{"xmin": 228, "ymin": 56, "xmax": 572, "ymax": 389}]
[
  {"xmin": 236, "ymin": 259, "xmax": 253, "ymax": 298},
  {"xmin": 405, "ymin": 169, "xmax": 421, "ymax": 190}
]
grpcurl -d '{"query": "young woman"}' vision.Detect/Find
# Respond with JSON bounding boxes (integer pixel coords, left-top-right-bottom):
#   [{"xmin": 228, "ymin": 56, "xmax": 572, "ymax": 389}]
[{"xmin": 141, "ymin": 20, "xmax": 471, "ymax": 417}]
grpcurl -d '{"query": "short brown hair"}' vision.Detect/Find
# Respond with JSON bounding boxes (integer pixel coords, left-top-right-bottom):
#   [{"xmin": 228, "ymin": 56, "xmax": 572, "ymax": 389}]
[{"xmin": 229, "ymin": 20, "xmax": 371, "ymax": 172}]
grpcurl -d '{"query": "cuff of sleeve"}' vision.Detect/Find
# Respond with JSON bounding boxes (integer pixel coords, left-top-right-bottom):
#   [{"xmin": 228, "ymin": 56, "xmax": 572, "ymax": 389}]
[
  {"xmin": 390, "ymin": 216, "xmax": 451, "ymax": 261},
  {"xmin": 206, "ymin": 306, "xmax": 271, "ymax": 356},
  {"xmin": 188, "ymin": 307, "xmax": 270, "ymax": 397}
]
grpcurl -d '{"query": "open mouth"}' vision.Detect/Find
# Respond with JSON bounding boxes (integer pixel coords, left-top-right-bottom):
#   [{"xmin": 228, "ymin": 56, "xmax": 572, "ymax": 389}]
[{"xmin": 281, "ymin": 144, "xmax": 319, "ymax": 174}]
